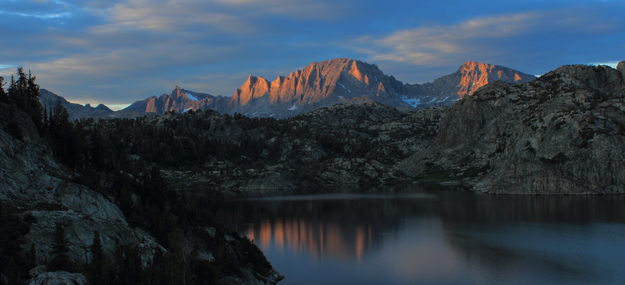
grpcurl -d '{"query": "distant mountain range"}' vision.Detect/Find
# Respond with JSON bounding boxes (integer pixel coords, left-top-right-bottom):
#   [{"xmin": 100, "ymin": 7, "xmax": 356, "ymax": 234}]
[
  {"xmin": 40, "ymin": 89, "xmax": 114, "ymax": 120},
  {"xmin": 41, "ymin": 58, "xmax": 535, "ymax": 119}
]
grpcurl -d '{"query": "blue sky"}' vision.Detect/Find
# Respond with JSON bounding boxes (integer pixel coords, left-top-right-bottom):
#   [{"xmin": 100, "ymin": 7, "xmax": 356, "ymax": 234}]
[{"xmin": 0, "ymin": 0, "xmax": 624, "ymax": 108}]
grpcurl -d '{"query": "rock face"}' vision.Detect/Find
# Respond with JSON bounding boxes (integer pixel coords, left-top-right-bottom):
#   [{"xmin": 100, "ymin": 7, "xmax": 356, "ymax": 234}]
[
  {"xmin": 39, "ymin": 89, "xmax": 114, "ymax": 120},
  {"xmin": 618, "ymin": 61, "xmax": 625, "ymax": 82},
  {"xmin": 406, "ymin": 64, "xmax": 625, "ymax": 194},
  {"xmin": 120, "ymin": 58, "xmax": 534, "ymax": 118},
  {"xmin": 0, "ymin": 102, "xmax": 164, "ymax": 267}
]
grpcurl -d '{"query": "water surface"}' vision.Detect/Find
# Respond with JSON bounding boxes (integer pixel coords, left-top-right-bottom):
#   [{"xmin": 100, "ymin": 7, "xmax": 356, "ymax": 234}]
[{"xmin": 223, "ymin": 191, "xmax": 625, "ymax": 285}]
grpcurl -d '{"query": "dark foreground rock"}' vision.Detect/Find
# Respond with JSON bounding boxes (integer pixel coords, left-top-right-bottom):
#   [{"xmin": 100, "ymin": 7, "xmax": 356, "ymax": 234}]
[
  {"xmin": 404, "ymin": 62, "xmax": 625, "ymax": 194},
  {"xmin": 0, "ymin": 102, "xmax": 281, "ymax": 284}
]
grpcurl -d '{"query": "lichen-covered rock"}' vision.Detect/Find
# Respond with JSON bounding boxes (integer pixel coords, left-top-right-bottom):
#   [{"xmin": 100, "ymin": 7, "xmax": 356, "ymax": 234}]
[
  {"xmin": 24, "ymin": 210, "xmax": 163, "ymax": 266},
  {"xmin": 28, "ymin": 271, "xmax": 87, "ymax": 285}
]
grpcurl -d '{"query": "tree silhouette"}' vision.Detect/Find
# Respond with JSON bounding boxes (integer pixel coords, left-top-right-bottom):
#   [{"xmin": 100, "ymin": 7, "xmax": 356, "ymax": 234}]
[
  {"xmin": 48, "ymin": 222, "xmax": 72, "ymax": 272},
  {"xmin": 87, "ymin": 231, "xmax": 109, "ymax": 285},
  {"xmin": 0, "ymin": 76, "xmax": 6, "ymax": 102},
  {"xmin": 6, "ymin": 68, "xmax": 43, "ymax": 130}
]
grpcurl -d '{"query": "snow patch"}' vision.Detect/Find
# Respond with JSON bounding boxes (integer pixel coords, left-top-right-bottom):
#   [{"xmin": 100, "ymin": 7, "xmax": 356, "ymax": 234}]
[
  {"xmin": 288, "ymin": 104, "xmax": 298, "ymax": 111},
  {"xmin": 400, "ymin": 96, "xmax": 421, "ymax": 108},
  {"xmin": 337, "ymin": 83, "xmax": 352, "ymax": 93},
  {"xmin": 186, "ymin": 93, "xmax": 199, "ymax": 101}
]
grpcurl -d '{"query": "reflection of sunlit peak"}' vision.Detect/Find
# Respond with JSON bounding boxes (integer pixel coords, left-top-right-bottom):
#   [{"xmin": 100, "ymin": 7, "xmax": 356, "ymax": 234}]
[{"xmin": 246, "ymin": 218, "xmax": 375, "ymax": 263}]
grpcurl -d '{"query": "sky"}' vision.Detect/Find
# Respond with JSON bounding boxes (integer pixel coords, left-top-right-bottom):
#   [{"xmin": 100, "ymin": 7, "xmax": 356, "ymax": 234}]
[{"xmin": 0, "ymin": 0, "xmax": 624, "ymax": 109}]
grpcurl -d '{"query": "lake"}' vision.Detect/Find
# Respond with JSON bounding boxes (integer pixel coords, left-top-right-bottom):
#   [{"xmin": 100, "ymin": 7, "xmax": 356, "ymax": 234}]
[{"xmin": 222, "ymin": 190, "xmax": 625, "ymax": 285}]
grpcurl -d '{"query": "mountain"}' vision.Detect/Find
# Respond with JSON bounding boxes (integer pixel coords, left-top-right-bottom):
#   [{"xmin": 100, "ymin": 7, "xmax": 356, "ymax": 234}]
[
  {"xmin": 121, "ymin": 58, "xmax": 535, "ymax": 118},
  {"xmin": 406, "ymin": 61, "xmax": 536, "ymax": 105},
  {"xmin": 226, "ymin": 58, "xmax": 410, "ymax": 117},
  {"xmin": 403, "ymin": 61, "xmax": 625, "ymax": 194},
  {"xmin": 225, "ymin": 58, "xmax": 534, "ymax": 116},
  {"xmin": 123, "ymin": 85, "xmax": 229, "ymax": 114},
  {"xmin": 40, "ymin": 89, "xmax": 114, "ymax": 120}
]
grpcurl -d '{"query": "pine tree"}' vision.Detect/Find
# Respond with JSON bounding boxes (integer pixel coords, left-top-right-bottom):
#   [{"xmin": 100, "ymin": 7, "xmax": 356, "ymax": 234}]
[
  {"xmin": 88, "ymin": 231, "xmax": 108, "ymax": 285},
  {"xmin": 0, "ymin": 76, "xmax": 6, "ymax": 102},
  {"xmin": 6, "ymin": 68, "xmax": 43, "ymax": 129},
  {"xmin": 48, "ymin": 222, "xmax": 72, "ymax": 272},
  {"xmin": 26, "ymin": 70, "xmax": 43, "ymax": 129},
  {"xmin": 0, "ymin": 204, "xmax": 26, "ymax": 283}
]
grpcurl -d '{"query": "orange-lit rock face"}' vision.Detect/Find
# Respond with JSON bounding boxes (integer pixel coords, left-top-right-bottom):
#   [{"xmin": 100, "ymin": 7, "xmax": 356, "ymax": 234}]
[
  {"xmin": 456, "ymin": 61, "xmax": 534, "ymax": 99},
  {"xmin": 456, "ymin": 61, "xmax": 496, "ymax": 98},
  {"xmin": 144, "ymin": 97, "xmax": 158, "ymax": 113},
  {"xmin": 246, "ymin": 218, "xmax": 373, "ymax": 262},
  {"xmin": 229, "ymin": 58, "xmax": 396, "ymax": 107},
  {"xmin": 230, "ymin": 76, "xmax": 270, "ymax": 106},
  {"xmin": 349, "ymin": 60, "xmax": 370, "ymax": 85}
]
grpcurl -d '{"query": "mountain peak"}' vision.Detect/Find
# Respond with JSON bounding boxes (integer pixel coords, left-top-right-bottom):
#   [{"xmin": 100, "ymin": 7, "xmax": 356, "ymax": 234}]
[
  {"xmin": 455, "ymin": 61, "xmax": 535, "ymax": 98},
  {"xmin": 458, "ymin": 61, "xmax": 496, "ymax": 72}
]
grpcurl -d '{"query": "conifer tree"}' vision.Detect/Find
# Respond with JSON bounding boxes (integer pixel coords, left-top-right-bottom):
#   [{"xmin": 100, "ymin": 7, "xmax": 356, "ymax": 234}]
[
  {"xmin": 6, "ymin": 68, "xmax": 43, "ymax": 129},
  {"xmin": 26, "ymin": 70, "xmax": 43, "ymax": 129},
  {"xmin": 88, "ymin": 231, "xmax": 108, "ymax": 285},
  {"xmin": 0, "ymin": 76, "xmax": 6, "ymax": 102}
]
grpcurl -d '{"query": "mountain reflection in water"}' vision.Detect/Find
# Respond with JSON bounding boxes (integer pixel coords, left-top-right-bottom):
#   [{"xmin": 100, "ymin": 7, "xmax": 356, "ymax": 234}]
[{"xmin": 222, "ymin": 191, "xmax": 625, "ymax": 285}]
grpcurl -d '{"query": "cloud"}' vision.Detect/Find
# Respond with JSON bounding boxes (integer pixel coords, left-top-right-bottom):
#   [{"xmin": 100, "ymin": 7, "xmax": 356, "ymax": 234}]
[
  {"xmin": 0, "ymin": 10, "xmax": 72, "ymax": 19},
  {"xmin": 215, "ymin": 0, "xmax": 348, "ymax": 20},
  {"xmin": 99, "ymin": 0, "xmax": 252, "ymax": 34},
  {"xmin": 352, "ymin": 9, "xmax": 623, "ymax": 67}
]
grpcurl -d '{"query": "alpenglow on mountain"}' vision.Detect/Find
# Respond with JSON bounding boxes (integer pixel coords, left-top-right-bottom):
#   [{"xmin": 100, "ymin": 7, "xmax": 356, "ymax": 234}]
[{"xmin": 120, "ymin": 58, "xmax": 535, "ymax": 118}]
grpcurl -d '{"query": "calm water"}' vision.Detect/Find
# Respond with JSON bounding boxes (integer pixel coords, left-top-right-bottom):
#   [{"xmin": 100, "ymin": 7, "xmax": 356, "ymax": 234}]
[{"xmin": 222, "ymin": 190, "xmax": 625, "ymax": 285}]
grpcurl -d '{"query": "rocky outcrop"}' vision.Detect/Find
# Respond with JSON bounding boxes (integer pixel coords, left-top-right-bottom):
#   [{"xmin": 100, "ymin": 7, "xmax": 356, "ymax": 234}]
[
  {"xmin": 0, "ymin": 102, "xmax": 165, "ymax": 267},
  {"xmin": 406, "ymin": 63, "xmax": 625, "ymax": 194},
  {"xmin": 618, "ymin": 61, "xmax": 625, "ymax": 82}
]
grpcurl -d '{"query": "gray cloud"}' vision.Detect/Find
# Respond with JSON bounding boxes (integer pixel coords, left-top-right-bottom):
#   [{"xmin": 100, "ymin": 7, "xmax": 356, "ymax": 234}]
[{"xmin": 353, "ymin": 9, "xmax": 620, "ymax": 66}]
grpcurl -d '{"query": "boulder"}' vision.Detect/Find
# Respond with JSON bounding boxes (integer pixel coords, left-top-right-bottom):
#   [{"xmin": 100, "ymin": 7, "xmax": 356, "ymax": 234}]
[
  {"xmin": 28, "ymin": 271, "xmax": 87, "ymax": 285},
  {"xmin": 618, "ymin": 61, "xmax": 625, "ymax": 82}
]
